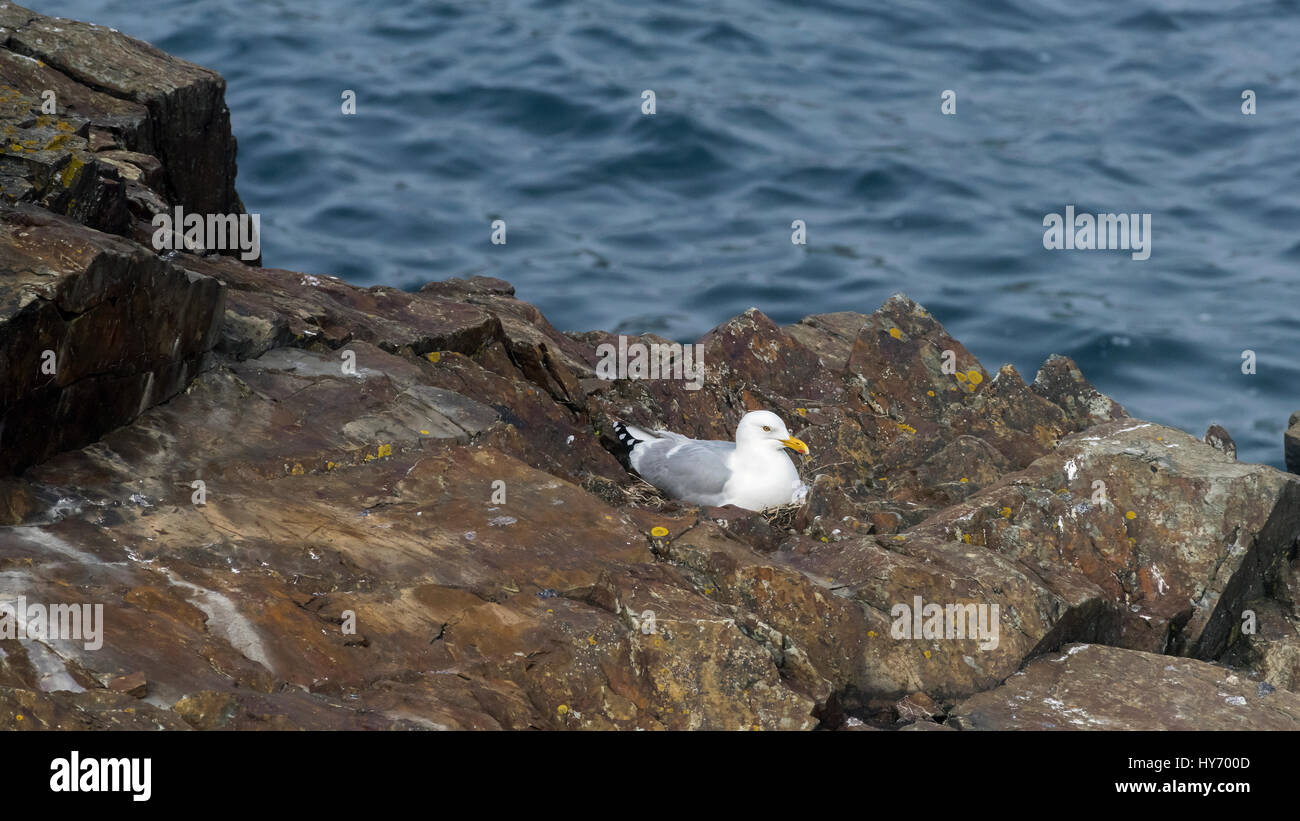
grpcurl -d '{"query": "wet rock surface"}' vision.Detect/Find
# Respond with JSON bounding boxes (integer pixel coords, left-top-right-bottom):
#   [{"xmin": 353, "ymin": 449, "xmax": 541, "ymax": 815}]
[{"xmin": 1, "ymin": 6, "xmax": 1298, "ymax": 730}]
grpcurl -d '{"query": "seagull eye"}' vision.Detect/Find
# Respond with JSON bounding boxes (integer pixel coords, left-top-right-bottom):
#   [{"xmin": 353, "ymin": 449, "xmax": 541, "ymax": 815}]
[{"xmin": 762, "ymin": 425, "xmax": 771, "ymax": 431}]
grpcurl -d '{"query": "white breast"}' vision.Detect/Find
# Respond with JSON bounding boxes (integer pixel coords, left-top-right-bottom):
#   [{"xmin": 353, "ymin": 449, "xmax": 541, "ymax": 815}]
[{"xmin": 721, "ymin": 448, "xmax": 802, "ymax": 510}]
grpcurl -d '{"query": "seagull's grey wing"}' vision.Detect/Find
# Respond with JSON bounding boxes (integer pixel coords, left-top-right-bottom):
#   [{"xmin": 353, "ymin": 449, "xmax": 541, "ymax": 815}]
[{"xmin": 633, "ymin": 439, "xmax": 734, "ymax": 502}]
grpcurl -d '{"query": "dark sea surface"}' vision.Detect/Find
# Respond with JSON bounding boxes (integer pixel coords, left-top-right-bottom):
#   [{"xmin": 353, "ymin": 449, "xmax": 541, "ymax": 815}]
[{"xmin": 48, "ymin": 0, "xmax": 1300, "ymax": 466}]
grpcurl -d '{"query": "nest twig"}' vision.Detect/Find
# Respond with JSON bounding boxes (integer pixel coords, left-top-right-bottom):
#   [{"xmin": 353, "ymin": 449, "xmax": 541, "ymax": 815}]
[
  {"xmin": 760, "ymin": 502, "xmax": 804, "ymax": 531},
  {"xmin": 621, "ymin": 476, "xmax": 669, "ymax": 509}
]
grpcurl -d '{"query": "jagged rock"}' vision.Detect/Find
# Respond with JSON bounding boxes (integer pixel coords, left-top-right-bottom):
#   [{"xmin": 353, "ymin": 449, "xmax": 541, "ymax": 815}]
[
  {"xmin": 910, "ymin": 420, "xmax": 1300, "ymax": 659},
  {"xmin": 0, "ymin": 205, "xmax": 224, "ymax": 474},
  {"xmin": 189, "ymin": 255, "xmax": 502, "ymax": 359},
  {"xmin": 1031, "ymin": 354, "xmax": 1128, "ymax": 430},
  {"xmin": 949, "ymin": 643, "xmax": 1300, "ymax": 730},
  {"xmin": 0, "ymin": 3, "xmax": 242, "ymax": 220},
  {"xmin": 783, "ymin": 311, "xmax": 868, "ymax": 373},
  {"xmin": 1205, "ymin": 423, "xmax": 1236, "ymax": 459},
  {"xmin": 1222, "ymin": 598, "xmax": 1300, "ymax": 693}
]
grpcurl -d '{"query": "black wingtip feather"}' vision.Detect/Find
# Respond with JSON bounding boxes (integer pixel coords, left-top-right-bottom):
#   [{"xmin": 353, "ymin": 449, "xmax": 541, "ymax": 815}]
[{"xmin": 614, "ymin": 421, "xmax": 642, "ymax": 449}]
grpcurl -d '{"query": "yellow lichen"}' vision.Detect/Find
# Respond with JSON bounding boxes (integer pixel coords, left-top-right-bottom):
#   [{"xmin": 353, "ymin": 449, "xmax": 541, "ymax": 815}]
[
  {"xmin": 967, "ymin": 370, "xmax": 983, "ymax": 385},
  {"xmin": 426, "ymin": 351, "xmax": 441, "ymax": 363},
  {"xmin": 58, "ymin": 155, "xmax": 85, "ymax": 188},
  {"xmin": 377, "ymin": 443, "xmax": 392, "ymax": 458},
  {"xmin": 650, "ymin": 526, "xmax": 669, "ymax": 538},
  {"xmin": 888, "ymin": 327, "xmax": 902, "ymax": 339}
]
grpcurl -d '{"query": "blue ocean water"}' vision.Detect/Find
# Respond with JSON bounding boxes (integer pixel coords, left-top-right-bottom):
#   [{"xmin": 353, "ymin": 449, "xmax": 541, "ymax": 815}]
[{"xmin": 47, "ymin": 0, "xmax": 1300, "ymax": 467}]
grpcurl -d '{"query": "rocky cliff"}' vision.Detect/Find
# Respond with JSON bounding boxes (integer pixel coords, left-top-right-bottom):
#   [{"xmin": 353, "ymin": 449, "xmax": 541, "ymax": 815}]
[{"xmin": 2, "ymin": 5, "xmax": 1299, "ymax": 730}]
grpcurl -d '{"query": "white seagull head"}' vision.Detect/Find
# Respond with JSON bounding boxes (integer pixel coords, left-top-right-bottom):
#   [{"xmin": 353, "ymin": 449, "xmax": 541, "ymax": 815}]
[{"xmin": 734, "ymin": 410, "xmax": 809, "ymax": 454}]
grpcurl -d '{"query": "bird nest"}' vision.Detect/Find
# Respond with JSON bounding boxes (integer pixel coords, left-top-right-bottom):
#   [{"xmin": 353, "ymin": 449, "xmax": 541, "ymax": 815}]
[
  {"xmin": 620, "ymin": 477, "xmax": 670, "ymax": 509},
  {"xmin": 760, "ymin": 502, "xmax": 804, "ymax": 531}
]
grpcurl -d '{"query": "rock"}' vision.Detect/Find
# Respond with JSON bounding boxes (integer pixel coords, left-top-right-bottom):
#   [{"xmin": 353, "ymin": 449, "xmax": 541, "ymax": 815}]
[
  {"xmin": 189, "ymin": 255, "xmax": 502, "ymax": 359},
  {"xmin": 894, "ymin": 691, "xmax": 940, "ymax": 724},
  {"xmin": 898, "ymin": 718, "xmax": 956, "ymax": 731},
  {"xmin": 0, "ymin": 206, "xmax": 225, "ymax": 475},
  {"xmin": 783, "ymin": 311, "xmax": 869, "ymax": 373},
  {"xmin": 171, "ymin": 690, "xmax": 427, "ymax": 731},
  {"xmin": 107, "ymin": 671, "xmax": 148, "ymax": 698},
  {"xmin": 0, "ymin": 687, "xmax": 191, "ymax": 730},
  {"xmin": 911, "ymin": 420, "xmax": 1300, "ymax": 659},
  {"xmin": 1205, "ymin": 424, "xmax": 1236, "ymax": 459},
  {"xmin": 0, "ymin": 3, "xmax": 242, "ymax": 220},
  {"xmin": 1221, "ymin": 598, "xmax": 1300, "ymax": 693},
  {"xmin": 1286, "ymin": 411, "xmax": 1300, "ymax": 474},
  {"xmin": 1031, "ymin": 354, "xmax": 1128, "ymax": 430},
  {"xmin": 949, "ymin": 643, "xmax": 1300, "ymax": 730}
]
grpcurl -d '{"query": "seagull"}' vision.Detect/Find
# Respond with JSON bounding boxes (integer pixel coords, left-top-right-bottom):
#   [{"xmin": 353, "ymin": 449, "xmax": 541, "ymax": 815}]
[{"xmin": 614, "ymin": 410, "xmax": 809, "ymax": 511}]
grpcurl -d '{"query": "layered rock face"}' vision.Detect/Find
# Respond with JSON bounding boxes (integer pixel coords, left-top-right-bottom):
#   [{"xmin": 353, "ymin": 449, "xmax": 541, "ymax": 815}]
[{"xmin": 1, "ymin": 5, "xmax": 1298, "ymax": 730}]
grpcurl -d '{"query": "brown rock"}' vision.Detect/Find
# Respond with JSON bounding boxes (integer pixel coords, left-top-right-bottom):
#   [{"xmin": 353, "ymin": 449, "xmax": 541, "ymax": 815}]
[
  {"xmin": 949, "ymin": 644, "xmax": 1300, "ymax": 730},
  {"xmin": 108, "ymin": 671, "xmax": 148, "ymax": 698},
  {"xmin": 1205, "ymin": 423, "xmax": 1236, "ymax": 459},
  {"xmin": 910, "ymin": 420, "xmax": 1300, "ymax": 659},
  {"xmin": 1222, "ymin": 598, "xmax": 1300, "ymax": 693},
  {"xmin": 1031, "ymin": 354, "xmax": 1128, "ymax": 430},
  {"xmin": 0, "ymin": 687, "xmax": 190, "ymax": 730},
  {"xmin": 0, "ymin": 3, "xmax": 242, "ymax": 220},
  {"xmin": 0, "ymin": 206, "xmax": 225, "ymax": 475}
]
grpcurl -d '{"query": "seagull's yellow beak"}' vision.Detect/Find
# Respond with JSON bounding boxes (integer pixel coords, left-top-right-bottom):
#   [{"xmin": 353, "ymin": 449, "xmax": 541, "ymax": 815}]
[{"xmin": 781, "ymin": 436, "xmax": 809, "ymax": 455}]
